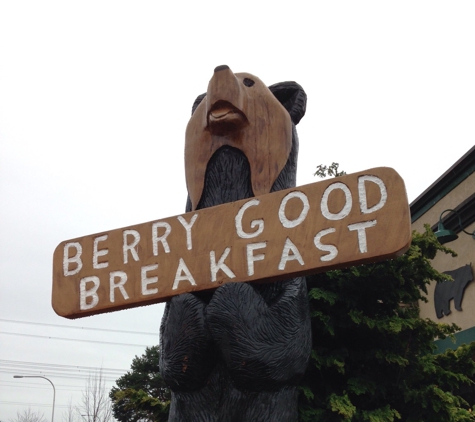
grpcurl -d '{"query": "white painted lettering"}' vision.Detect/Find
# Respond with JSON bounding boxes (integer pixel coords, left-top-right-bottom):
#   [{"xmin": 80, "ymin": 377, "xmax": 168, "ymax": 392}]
[
  {"xmin": 210, "ymin": 247, "xmax": 236, "ymax": 282},
  {"xmin": 63, "ymin": 242, "xmax": 83, "ymax": 276},
  {"xmin": 321, "ymin": 182, "xmax": 352, "ymax": 220},
  {"xmin": 141, "ymin": 264, "xmax": 159, "ymax": 295},
  {"xmin": 152, "ymin": 222, "xmax": 171, "ymax": 255},
  {"xmin": 109, "ymin": 271, "xmax": 129, "ymax": 302},
  {"xmin": 80, "ymin": 276, "xmax": 100, "ymax": 310},
  {"xmin": 235, "ymin": 199, "xmax": 264, "ymax": 239},
  {"xmin": 314, "ymin": 228, "xmax": 338, "ymax": 261},
  {"xmin": 358, "ymin": 176, "xmax": 388, "ymax": 214},
  {"xmin": 123, "ymin": 230, "xmax": 140, "ymax": 264},
  {"xmin": 279, "ymin": 191, "xmax": 310, "ymax": 228},
  {"xmin": 348, "ymin": 220, "xmax": 377, "ymax": 253},
  {"xmin": 172, "ymin": 258, "xmax": 197, "ymax": 290},
  {"xmin": 246, "ymin": 242, "xmax": 267, "ymax": 276},
  {"xmin": 279, "ymin": 238, "xmax": 304, "ymax": 270},
  {"xmin": 177, "ymin": 214, "xmax": 198, "ymax": 250},
  {"xmin": 93, "ymin": 235, "xmax": 109, "ymax": 269}
]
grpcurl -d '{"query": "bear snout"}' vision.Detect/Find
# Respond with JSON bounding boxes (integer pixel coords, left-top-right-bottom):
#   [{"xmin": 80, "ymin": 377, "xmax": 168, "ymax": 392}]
[{"xmin": 208, "ymin": 100, "xmax": 248, "ymax": 135}]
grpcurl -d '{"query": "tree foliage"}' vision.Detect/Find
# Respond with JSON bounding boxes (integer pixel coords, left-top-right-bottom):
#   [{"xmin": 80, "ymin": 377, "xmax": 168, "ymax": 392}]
[
  {"xmin": 109, "ymin": 346, "xmax": 170, "ymax": 422},
  {"xmin": 314, "ymin": 162, "xmax": 346, "ymax": 178},
  {"xmin": 298, "ymin": 226, "xmax": 475, "ymax": 421}
]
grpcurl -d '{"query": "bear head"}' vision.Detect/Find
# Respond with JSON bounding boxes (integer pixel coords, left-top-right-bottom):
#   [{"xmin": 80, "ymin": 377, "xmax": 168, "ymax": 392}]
[{"xmin": 185, "ymin": 65, "xmax": 306, "ymax": 211}]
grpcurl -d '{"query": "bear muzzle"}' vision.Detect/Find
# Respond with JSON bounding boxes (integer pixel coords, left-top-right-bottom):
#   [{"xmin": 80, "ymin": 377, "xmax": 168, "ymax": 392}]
[
  {"xmin": 206, "ymin": 65, "xmax": 248, "ymax": 136},
  {"xmin": 208, "ymin": 100, "xmax": 248, "ymax": 136}
]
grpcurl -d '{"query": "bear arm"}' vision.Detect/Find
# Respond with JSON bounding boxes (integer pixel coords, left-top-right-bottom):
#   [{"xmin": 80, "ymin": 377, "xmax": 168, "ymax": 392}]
[{"xmin": 160, "ymin": 293, "xmax": 217, "ymax": 391}]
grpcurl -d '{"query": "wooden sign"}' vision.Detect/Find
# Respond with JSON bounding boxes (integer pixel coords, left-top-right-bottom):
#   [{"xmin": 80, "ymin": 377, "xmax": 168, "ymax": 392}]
[{"xmin": 52, "ymin": 167, "xmax": 411, "ymax": 319}]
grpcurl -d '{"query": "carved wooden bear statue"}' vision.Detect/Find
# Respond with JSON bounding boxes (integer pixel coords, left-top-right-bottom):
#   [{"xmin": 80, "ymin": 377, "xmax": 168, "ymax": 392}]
[{"xmin": 160, "ymin": 65, "xmax": 311, "ymax": 422}]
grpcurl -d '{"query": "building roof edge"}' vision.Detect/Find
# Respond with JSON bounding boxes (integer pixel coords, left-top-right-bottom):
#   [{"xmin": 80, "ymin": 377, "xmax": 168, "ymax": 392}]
[{"xmin": 410, "ymin": 146, "xmax": 475, "ymax": 223}]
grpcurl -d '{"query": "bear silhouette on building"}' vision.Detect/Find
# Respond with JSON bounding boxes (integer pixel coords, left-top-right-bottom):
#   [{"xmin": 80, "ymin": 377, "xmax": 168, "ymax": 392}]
[
  {"xmin": 160, "ymin": 65, "xmax": 312, "ymax": 422},
  {"xmin": 434, "ymin": 264, "xmax": 473, "ymax": 319}
]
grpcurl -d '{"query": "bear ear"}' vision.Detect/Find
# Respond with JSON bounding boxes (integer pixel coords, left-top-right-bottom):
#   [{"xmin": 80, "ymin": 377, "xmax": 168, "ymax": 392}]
[
  {"xmin": 191, "ymin": 93, "xmax": 206, "ymax": 115},
  {"xmin": 268, "ymin": 81, "xmax": 306, "ymax": 125}
]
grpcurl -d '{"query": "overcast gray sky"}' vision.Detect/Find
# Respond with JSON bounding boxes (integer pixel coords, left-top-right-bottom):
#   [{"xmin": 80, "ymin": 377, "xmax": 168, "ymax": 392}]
[{"xmin": 1, "ymin": 1, "xmax": 474, "ymax": 421}]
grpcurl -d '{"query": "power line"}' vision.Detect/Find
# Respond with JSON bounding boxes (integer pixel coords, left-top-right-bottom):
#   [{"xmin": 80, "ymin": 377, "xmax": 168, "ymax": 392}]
[
  {"xmin": 0, "ymin": 359, "xmax": 128, "ymax": 374},
  {"xmin": 0, "ymin": 318, "xmax": 159, "ymax": 336},
  {"xmin": 0, "ymin": 331, "xmax": 152, "ymax": 347},
  {"xmin": 0, "ymin": 370, "xmax": 120, "ymax": 382},
  {"xmin": 0, "ymin": 401, "xmax": 71, "ymax": 409},
  {"xmin": 0, "ymin": 356, "xmax": 140, "ymax": 389},
  {"xmin": 0, "ymin": 359, "xmax": 127, "ymax": 382},
  {"xmin": 0, "ymin": 380, "xmax": 84, "ymax": 392}
]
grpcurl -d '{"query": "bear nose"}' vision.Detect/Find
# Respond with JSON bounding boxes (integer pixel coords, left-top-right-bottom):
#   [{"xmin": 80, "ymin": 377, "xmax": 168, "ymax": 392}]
[{"xmin": 214, "ymin": 64, "xmax": 230, "ymax": 72}]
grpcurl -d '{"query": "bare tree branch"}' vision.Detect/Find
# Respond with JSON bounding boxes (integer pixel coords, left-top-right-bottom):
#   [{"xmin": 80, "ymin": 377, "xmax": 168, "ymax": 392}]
[
  {"xmin": 77, "ymin": 369, "xmax": 114, "ymax": 422},
  {"xmin": 9, "ymin": 408, "xmax": 47, "ymax": 422}
]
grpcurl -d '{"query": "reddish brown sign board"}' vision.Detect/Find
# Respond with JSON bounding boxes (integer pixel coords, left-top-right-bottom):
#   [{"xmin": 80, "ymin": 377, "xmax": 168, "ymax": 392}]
[{"xmin": 52, "ymin": 167, "xmax": 411, "ymax": 319}]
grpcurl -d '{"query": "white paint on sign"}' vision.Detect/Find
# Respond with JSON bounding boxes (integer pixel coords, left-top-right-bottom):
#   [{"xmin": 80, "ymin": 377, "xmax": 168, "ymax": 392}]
[
  {"xmin": 109, "ymin": 271, "xmax": 129, "ymax": 302},
  {"xmin": 177, "ymin": 214, "xmax": 198, "ymax": 250},
  {"xmin": 141, "ymin": 264, "xmax": 159, "ymax": 295},
  {"xmin": 152, "ymin": 221, "xmax": 172, "ymax": 255},
  {"xmin": 358, "ymin": 176, "xmax": 387, "ymax": 214},
  {"xmin": 210, "ymin": 247, "xmax": 236, "ymax": 282},
  {"xmin": 314, "ymin": 228, "xmax": 338, "ymax": 262},
  {"xmin": 278, "ymin": 191, "xmax": 310, "ymax": 228},
  {"xmin": 246, "ymin": 242, "xmax": 267, "ymax": 276},
  {"xmin": 63, "ymin": 242, "xmax": 83, "ymax": 276},
  {"xmin": 80, "ymin": 276, "xmax": 100, "ymax": 310},
  {"xmin": 172, "ymin": 258, "xmax": 197, "ymax": 290},
  {"xmin": 348, "ymin": 220, "xmax": 377, "ymax": 253},
  {"xmin": 93, "ymin": 235, "xmax": 109, "ymax": 269},
  {"xmin": 123, "ymin": 230, "xmax": 140, "ymax": 264},
  {"xmin": 235, "ymin": 199, "xmax": 264, "ymax": 239},
  {"xmin": 278, "ymin": 237, "xmax": 305, "ymax": 270},
  {"xmin": 321, "ymin": 182, "xmax": 353, "ymax": 221}
]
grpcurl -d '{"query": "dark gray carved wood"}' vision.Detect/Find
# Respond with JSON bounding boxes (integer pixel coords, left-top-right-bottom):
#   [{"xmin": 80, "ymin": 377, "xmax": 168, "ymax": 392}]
[{"xmin": 160, "ymin": 66, "xmax": 311, "ymax": 421}]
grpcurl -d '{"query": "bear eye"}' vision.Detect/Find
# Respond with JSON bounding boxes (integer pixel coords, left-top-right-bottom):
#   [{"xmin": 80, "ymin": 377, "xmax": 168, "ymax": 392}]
[{"xmin": 243, "ymin": 78, "xmax": 255, "ymax": 87}]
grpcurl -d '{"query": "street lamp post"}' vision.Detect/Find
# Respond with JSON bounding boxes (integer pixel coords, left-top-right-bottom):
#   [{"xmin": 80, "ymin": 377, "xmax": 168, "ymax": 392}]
[{"xmin": 14, "ymin": 375, "xmax": 56, "ymax": 422}]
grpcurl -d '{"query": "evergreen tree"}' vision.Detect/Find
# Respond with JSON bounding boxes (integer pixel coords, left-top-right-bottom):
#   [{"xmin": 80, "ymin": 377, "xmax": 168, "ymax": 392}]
[
  {"xmin": 109, "ymin": 346, "xmax": 170, "ymax": 422},
  {"xmin": 298, "ymin": 226, "xmax": 475, "ymax": 421}
]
